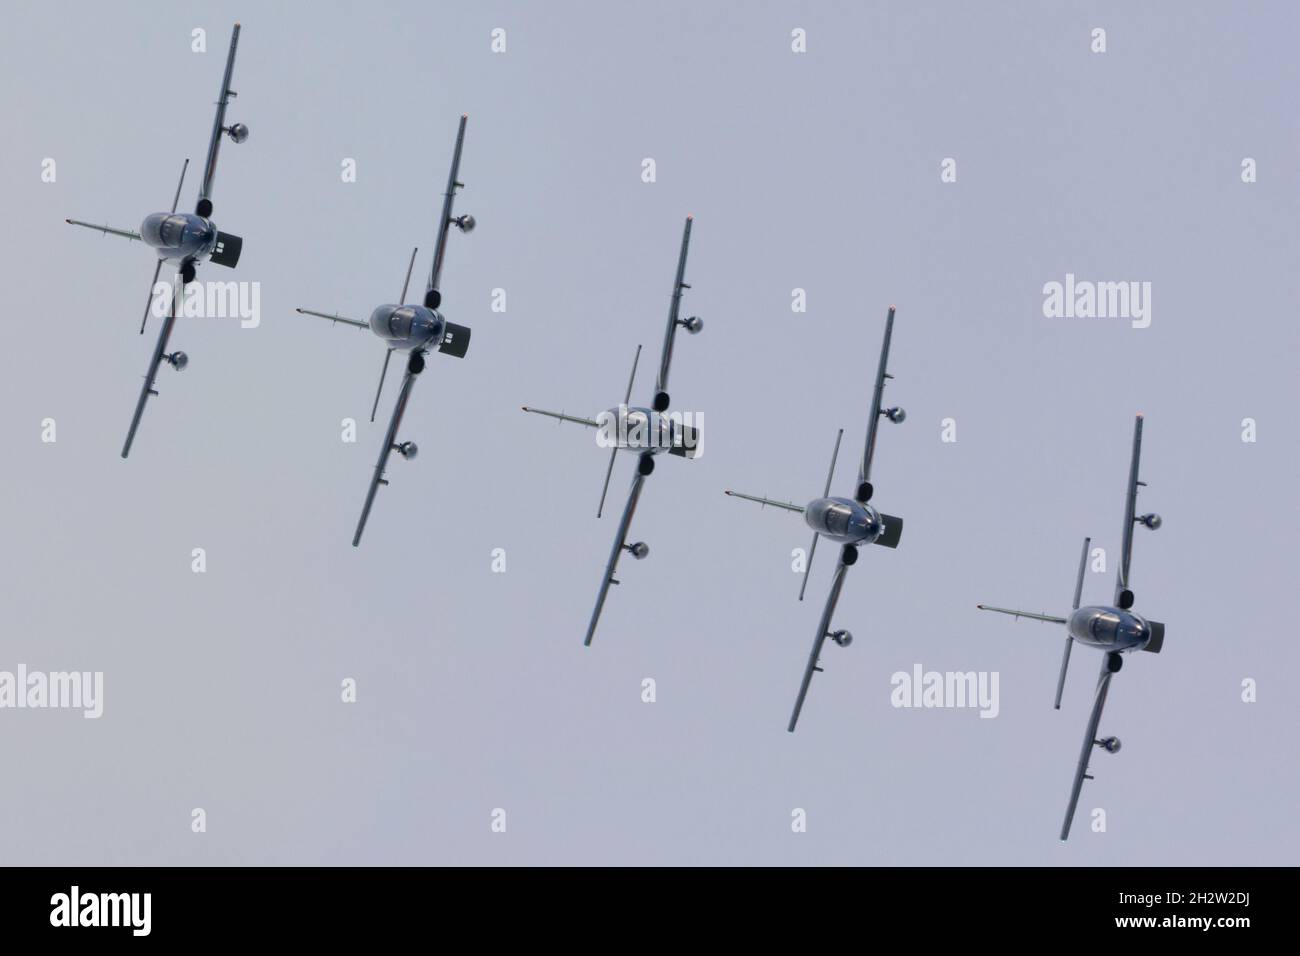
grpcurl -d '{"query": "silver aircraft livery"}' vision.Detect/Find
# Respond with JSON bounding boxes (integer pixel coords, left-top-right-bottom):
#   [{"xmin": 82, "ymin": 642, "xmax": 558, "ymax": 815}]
[
  {"xmin": 65, "ymin": 23, "xmax": 251, "ymax": 458},
  {"xmin": 725, "ymin": 306, "xmax": 908, "ymax": 732},
  {"xmin": 978, "ymin": 414, "xmax": 1166, "ymax": 841},
  {"xmin": 296, "ymin": 114, "xmax": 475, "ymax": 547}
]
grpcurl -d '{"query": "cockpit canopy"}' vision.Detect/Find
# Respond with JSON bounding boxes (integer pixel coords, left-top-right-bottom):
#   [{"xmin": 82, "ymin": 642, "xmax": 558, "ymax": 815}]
[
  {"xmin": 1068, "ymin": 606, "xmax": 1149, "ymax": 650},
  {"xmin": 140, "ymin": 212, "xmax": 215, "ymax": 259},
  {"xmin": 367, "ymin": 304, "xmax": 445, "ymax": 350},
  {"xmin": 803, "ymin": 496, "xmax": 883, "ymax": 544}
]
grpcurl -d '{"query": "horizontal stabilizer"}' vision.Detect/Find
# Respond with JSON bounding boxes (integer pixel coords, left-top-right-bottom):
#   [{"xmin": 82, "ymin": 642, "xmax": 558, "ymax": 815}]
[
  {"xmin": 210, "ymin": 231, "xmax": 243, "ymax": 267},
  {"xmin": 1143, "ymin": 620, "xmax": 1164, "ymax": 653},
  {"xmin": 438, "ymin": 321, "xmax": 471, "ymax": 358},
  {"xmin": 668, "ymin": 424, "xmax": 701, "ymax": 459},
  {"xmin": 874, "ymin": 513, "xmax": 903, "ymax": 549}
]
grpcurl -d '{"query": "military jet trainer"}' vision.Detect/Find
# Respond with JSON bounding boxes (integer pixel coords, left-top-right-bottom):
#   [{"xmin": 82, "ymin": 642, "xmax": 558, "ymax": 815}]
[
  {"xmin": 296, "ymin": 114, "xmax": 475, "ymax": 547},
  {"xmin": 977, "ymin": 414, "xmax": 1165, "ymax": 841},
  {"xmin": 65, "ymin": 23, "xmax": 250, "ymax": 458},
  {"xmin": 724, "ymin": 306, "xmax": 907, "ymax": 732},
  {"xmin": 522, "ymin": 216, "xmax": 704, "ymax": 646}
]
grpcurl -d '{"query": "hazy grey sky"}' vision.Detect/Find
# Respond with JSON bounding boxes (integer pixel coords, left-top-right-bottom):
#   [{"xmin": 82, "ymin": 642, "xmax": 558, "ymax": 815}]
[{"xmin": 2, "ymin": 1, "xmax": 1297, "ymax": 865}]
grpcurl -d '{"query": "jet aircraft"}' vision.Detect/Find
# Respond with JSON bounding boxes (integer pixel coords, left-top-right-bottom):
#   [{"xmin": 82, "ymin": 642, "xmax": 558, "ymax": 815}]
[
  {"xmin": 978, "ymin": 414, "xmax": 1165, "ymax": 840},
  {"xmin": 725, "ymin": 307, "xmax": 907, "ymax": 731},
  {"xmin": 65, "ymin": 23, "xmax": 251, "ymax": 458},
  {"xmin": 522, "ymin": 216, "xmax": 704, "ymax": 646},
  {"xmin": 296, "ymin": 115, "xmax": 476, "ymax": 547}
]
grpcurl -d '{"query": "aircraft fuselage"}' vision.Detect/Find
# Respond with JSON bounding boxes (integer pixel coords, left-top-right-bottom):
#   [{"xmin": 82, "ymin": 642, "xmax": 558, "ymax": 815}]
[
  {"xmin": 367, "ymin": 303, "xmax": 445, "ymax": 352},
  {"xmin": 1067, "ymin": 605, "xmax": 1153, "ymax": 651},
  {"xmin": 598, "ymin": 405, "xmax": 690, "ymax": 456},
  {"xmin": 140, "ymin": 211, "xmax": 217, "ymax": 261},
  {"xmin": 804, "ymin": 496, "xmax": 885, "ymax": 545}
]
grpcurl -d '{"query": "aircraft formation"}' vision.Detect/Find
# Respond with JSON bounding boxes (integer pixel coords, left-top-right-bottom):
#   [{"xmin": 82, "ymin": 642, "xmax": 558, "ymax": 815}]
[{"xmin": 60, "ymin": 23, "xmax": 1171, "ymax": 842}]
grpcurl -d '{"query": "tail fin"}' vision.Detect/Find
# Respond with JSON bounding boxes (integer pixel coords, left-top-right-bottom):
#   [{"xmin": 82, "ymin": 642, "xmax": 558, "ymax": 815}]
[
  {"xmin": 667, "ymin": 423, "xmax": 701, "ymax": 458},
  {"xmin": 1143, "ymin": 620, "xmax": 1164, "ymax": 653},
  {"xmin": 210, "ymin": 231, "xmax": 243, "ymax": 267},
  {"xmin": 437, "ymin": 322, "xmax": 471, "ymax": 358},
  {"xmin": 873, "ymin": 513, "xmax": 903, "ymax": 549}
]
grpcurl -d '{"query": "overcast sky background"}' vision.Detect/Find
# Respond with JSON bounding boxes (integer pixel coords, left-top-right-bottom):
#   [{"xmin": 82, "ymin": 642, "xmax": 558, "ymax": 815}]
[{"xmin": 1, "ymin": 1, "xmax": 1297, "ymax": 865}]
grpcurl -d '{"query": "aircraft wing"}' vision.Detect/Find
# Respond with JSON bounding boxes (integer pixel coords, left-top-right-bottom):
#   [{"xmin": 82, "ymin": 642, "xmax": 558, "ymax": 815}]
[
  {"xmin": 857, "ymin": 306, "xmax": 899, "ymax": 493},
  {"xmin": 521, "ymin": 406, "xmax": 601, "ymax": 428},
  {"xmin": 71, "ymin": 160, "xmax": 192, "ymax": 338},
  {"xmin": 301, "ymin": 247, "xmax": 421, "ymax": 422},
  {"xmin": 788, "ymin": 559, "xmax": 850, "ymax": 732},
  {"xmin": 722, "ymin": 490, "xmax": 805, "ymax": 513},
  {"xmin": 584, "ymin": 472, "xmax": 647, "ymax": 646},
  {"xmin": 352, "ymin": 360, "xmax": 421, "ymax": 547},
  {"xmin": 121, "ymin": 283, "xmax": 181, "ymax": 458},
  {"xmin": 1115, "ymin": 414, "xmax": 1144, "ymax": 605},
  {"xmin": 65, "ymin": 219, "xmax": 142, "ymax": 241},
  {"xmin": 427, "ymin": 114, "xmax": 469, "ymax": 303},
  {"xmin": 197, "ymin": 23, "xmax": 243, "ymax": 212},
  {"xmin": 1059, "ymin": 655, "xmax": 1116, "ymax": 841},
  {"xmin": 296, "ymin": 308, "xmax": 368, "ymax": 330},
  {"xmin": 297, "ymin": 308, "xmax": 392, "ymax": 421},
  {"xmin": 653, "ymin": 216, "xmax": 694, "ymax": 402},
  {"xmin": 975, "ymin": 604, "xmax": 1068, "ymax": 625}
]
